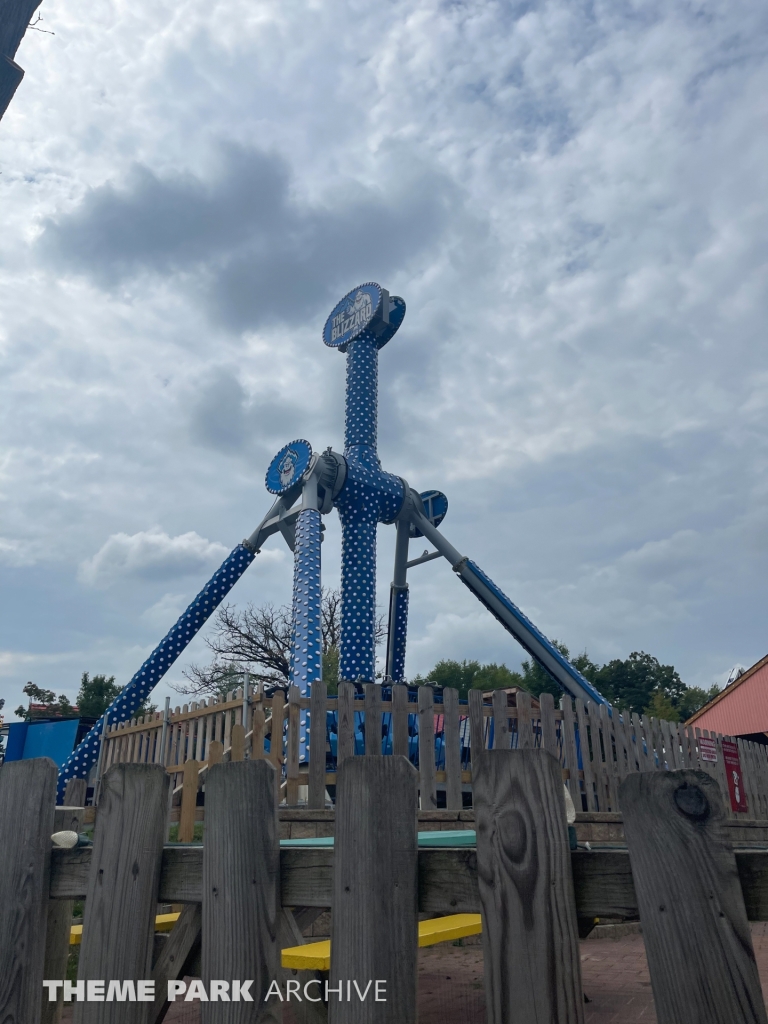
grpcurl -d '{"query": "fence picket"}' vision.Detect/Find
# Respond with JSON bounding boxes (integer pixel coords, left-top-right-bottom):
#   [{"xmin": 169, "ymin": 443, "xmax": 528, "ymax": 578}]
[
  {"xmin": 286, "ymin": 685, "xmax": 301, "ymax": 804},
  {"xmin": 392, "ymin": 683, "xmax": 410, "ymax": 757},
  {"xmin": 560, "ymin": 697, "xmax": 582, "ymax": 808},
  {"xmin": 308, "ymin": 680, "xmax": 328, "ymax": 809},
  {"xmin": 418, "ymin": 685, "xmax": 437, "ymax": 811},
  {"xmin": 517, "ymin": 689, "xmax": 534, "ymax": 749},
  {"xmin": 621, "ymin": 769, "xmax": 766, "ymax": 1023},
  {"xmin": 469, "ymin": 689, "xmax": 485, "ymax": 762},
  {"xmin": 493, "ymin": 688, "xmax": 510, "ymax": 750},
  {"xmin": 364, "ymin": 682, "xmax": 381, "ymax": 755},
  {"xmin": 0, "ymin": 758, "xmax": 58, "ymax": 1024},
  {"xmin": 74, "ymin": 764, "xmax": 168, "ymax": 1024},
  {"xmin": 575, "ymin": 699, "xmax": 597, "ymax": 812},
  {"xmin": 443, "ymin": 686, "xmax": 462, "ymax": 811},
  {"xmin": 337, "ymin": 682, "xmax": 355, "ymax": 766},
  {"xmin": 539, "ymin": 692, "xmax": 558, "ymax": 759}
]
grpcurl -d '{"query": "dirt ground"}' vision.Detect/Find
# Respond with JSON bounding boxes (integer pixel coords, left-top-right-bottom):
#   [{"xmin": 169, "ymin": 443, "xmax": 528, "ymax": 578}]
[{"xmin": 60, "ymin": 923, "xmax": 768, "ymax": 1022}]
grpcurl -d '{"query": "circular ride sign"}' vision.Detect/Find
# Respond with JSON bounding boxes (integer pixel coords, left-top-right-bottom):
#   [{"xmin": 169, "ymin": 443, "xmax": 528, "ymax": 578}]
[
  {"xmin": 265, "ymin": 439, "xmax": 313, "ymax": 495},
  {"xmin": 323, "ymin": 283, "xmax": 382, "ymax": 349}
]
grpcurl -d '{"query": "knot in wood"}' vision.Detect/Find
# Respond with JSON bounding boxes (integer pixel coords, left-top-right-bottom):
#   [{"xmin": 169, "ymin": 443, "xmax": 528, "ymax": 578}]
[{"xmin": 673, "ymin": 782, "xmax": 710, "ymax": 822}]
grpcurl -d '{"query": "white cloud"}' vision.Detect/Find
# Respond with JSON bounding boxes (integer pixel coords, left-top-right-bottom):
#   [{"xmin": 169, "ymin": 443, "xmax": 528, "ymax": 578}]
[
  {"xmin": 78, "ymin": 528, "xmax": 229, "ymax": 588},
  {"xmin": 1, "ymin": 0, "xmax": 767, "ymax": 716}
]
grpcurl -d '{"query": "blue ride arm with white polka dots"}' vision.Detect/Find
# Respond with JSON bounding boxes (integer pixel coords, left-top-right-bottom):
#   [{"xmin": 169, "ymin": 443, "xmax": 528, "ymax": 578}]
[{"xmin": 56, "ymin": 542, "xmax": 256, "ymax": 802}]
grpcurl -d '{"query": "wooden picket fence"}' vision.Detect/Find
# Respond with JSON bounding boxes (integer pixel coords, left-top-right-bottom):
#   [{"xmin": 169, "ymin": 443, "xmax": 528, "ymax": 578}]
[
  {"xmin": 5, "ymin": 752, "xmax": 768, "ymax": 1024},
  {"xmin": 100, "ymin": 679, "xmax": 768, "ymax": 821}
]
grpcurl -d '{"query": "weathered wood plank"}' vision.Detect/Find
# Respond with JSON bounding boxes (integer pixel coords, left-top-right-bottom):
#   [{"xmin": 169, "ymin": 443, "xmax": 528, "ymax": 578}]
[
  {"xmin": 539, "ymin": 693, "xmax": 558, "ymax": 759},
  {"xmin": 201, "ymin": 761, "xmax": 278, "ymax": 1024},
  {"xmin": 329, "ymin": 756, "xmax": 418, "ymax": 1024},
  {"xmin": 178, "ymin": 759, "xmax": 199, "ymax": 843},
  {"xmin": 230, "ymin": 723, "xmax": 245, "ymax": 763},
  {"xmin": 620, "ymin": 769, "xmax": 767, "ymax": 1024},
  {"xmin": 286, "ymin": 685, "xmax": 301, "ymax": 804},
  {"xmin": 516, "ymin": 689, "xmax": 533, "ymax": 749},
  {"xmin": 0, "ymin": 758, "xmax": 57, "ymax": 1024},
  {"xmin": 560, "ymin": 697, "xmax": 581, "ymax": 807},
  {"xmin": 443, "ymin": 687, "xmax": 462, "ymax": 811},
  {"xmin": 575, "ymin": 699, "xmax": 597, "ymax": 811},
  {"xmin": 418, "ymin": 686, "xmax": 437, "ymax": 811},
  {"xmin": 63, "ymin": 778, "xmax": 88, "ymax": 807},
  {"xmin": 150, "ymin": 903, "xmax": 201, "ymax": 1024},
  {"xmin": 473, "ymin": 749, "xmax": 585, "ymax": 1024},
  {"xmin": 252, "ymin": 700, "xmax": 266, "ymax": 761},
  {"xmin": 469, "ymin": 689, "xmax": 485, "ymax": 765},
  {"xmin": 309, "ymin": 680, "xmax": 328, "ymax": 809},
  {"xmin": 42, "ymin": 806, "xmax": 84, "ymax": 1024},
  {"xmin": 74, "ymin": 764, "xmax": 169, "ymax": 1024},
  {"xmin": 391, "ymin": 683, "xmax": 409, "ymax": 758},
  {"xmin": 47, "ymin": 841, "xmax": 768, "ymax": 923},
  {"xmin": 599, "ymin": 703, "xmax": 619, "ymax": 810},
  {"xmin": 492, "ymin": 688, "xmax": 510, "ymax": 750},
  {"xmin": 364, "ymin": 683, "xmax": 381, "ymax": 755},
  {"xmin": 337, "ymin": 682, "xmax": 355, "ymax": 766}
]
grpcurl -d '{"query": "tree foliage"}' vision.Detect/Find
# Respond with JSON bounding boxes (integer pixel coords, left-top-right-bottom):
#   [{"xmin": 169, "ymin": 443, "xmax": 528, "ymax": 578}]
[
  {"xmin": 14, "ymin": 682, "xmax": 76, "ymax": 720},
  {"xmin": 176, "ymin": 589, "xmax": 383, "ymax": 699},
  {"xmin": 415, "ymin": 644, "xmax": 721, "ymax": 721},
  {"xmin": 76, "ymin": 673, "xmax": 122, "ymax": 719}
]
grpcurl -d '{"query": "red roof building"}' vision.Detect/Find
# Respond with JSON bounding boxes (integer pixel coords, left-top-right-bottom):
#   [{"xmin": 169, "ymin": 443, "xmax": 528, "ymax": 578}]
[{"xmin": 687, "ymin": 654, "xmax": 768, "ymax": 741}]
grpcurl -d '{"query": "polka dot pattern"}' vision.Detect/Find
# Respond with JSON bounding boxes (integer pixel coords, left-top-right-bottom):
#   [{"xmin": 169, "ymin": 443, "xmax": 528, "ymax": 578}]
[
  {"xmin": 290, "ymin": 508, "xmax": 322, "ymax": 761},
  {"xmin": 389, "ymin": 587, "xmax": 409, "ymax": 683},
  {"xmin": 335, "ymin": 334, "xmax": 405, "ymax": 681},
  {"xmin": 56, "ymin": 543, "xmax": 256, "ymax": 801}
]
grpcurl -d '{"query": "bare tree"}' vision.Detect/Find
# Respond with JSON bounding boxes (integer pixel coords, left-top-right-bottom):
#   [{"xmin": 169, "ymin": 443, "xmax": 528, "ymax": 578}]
[{"xmin": 175, "ymin": 588, "xmax": 386, "ymax": 698}]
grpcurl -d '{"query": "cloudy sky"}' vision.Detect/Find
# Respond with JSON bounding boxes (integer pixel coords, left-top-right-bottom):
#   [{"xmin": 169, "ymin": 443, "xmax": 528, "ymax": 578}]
[{"xmin": 1, "ymin": 0, "xmax": 767, "ymax": 719}]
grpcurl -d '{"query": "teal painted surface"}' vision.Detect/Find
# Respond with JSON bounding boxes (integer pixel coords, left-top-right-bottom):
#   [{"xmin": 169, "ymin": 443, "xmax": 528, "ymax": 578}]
[{"xmin": 279, "ymin": 829, "xmax": 476, "ymax": 848}]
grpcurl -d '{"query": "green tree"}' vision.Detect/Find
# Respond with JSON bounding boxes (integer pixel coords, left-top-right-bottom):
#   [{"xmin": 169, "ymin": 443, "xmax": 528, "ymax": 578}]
[
  {"xmin": 412, "ymin": 659, "xmax": 482, "ymax": 699},
  {"xmin": 323, "ymin": 646, "xmax": 340, "ymax": 696},
  {"xmin": 677, "ymin": 683, "xmax": 721, "ymax": 721},
  {"xmin": 76, "ymin": 673, "xmax": 122, "ymax": 718},
  {"xmin": 645, "ymin": 689, "xmax": 680, "ymax": 722},
  {"xmin": 14, "ymin": 682, "xmax": 76, "ymax": 720},
  {"xmin": 593, "ymin": 652, "xmax": 686, "ymax": 715}
]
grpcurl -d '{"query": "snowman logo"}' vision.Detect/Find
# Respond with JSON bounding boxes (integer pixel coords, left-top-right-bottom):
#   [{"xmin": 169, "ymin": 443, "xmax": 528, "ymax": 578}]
[
  {"xmin": 347, "ymin": 290, "xmax": 369, "ymax": 316},
  {"xmin": 278, "ymin": 447, "xmax": 299, "ymax": 488}
]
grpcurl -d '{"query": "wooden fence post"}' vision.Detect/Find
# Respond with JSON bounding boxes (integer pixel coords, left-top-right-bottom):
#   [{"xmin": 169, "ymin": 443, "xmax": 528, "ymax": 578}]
[
  {"xmin": 0, "ymin": 758, "xmax": 57, "ymax": 1024},
  {"xmin": 43, "ymin": 805, "xmax": 84, "ymax": 1024},
  {"xmin": 337, "ymin": 682, "xmax": 355, "ymax": 766},
  {"xmin": 178, "ymin": 759, "xmax": 199, "ymax": 843},
  {"xmin": 74, "ymin": 763, "xmax": 169, "ymax": 1024},
  {"xmin": 418, "ymin": 685, "xmax": 437, "ymax": 810},
  {"xmin": 329, "ymin": 755, "xmax": 418, "ymax": 1024},
  {"xmin": 473, "ymin": 748, "xmax": 585, "ymax": 1024},
  {"xmin": 309, "ymin": 679, "xmax": 328, "ymax": 809},
  {"xmin": 391, "ymin": 683, "xmax": 409, "ymax": 757},
  {"xmin": 202, "ymin": 760, "xmax": 278, "ymax": 1024},
  {"xmin": 286, "ymin": 685, "xmax": 301, "ymax": 804},
  {"xmin": 469, "ymin": 688, "xmax": 485, "ymax": 759},
  {"xmin": 364, "ymin": 683, "xmax": 381, "ymax": 755},
  {"xmin": 620, "ymin": 769, "xmax": 767, "ymax": 1024},
  {"xmin": 492, "ymin": 689, "xmax": 510, "ymax": 749},
  {"xmin": 443, "ymin": 686, "xmax": 462, "ymax": 810}
]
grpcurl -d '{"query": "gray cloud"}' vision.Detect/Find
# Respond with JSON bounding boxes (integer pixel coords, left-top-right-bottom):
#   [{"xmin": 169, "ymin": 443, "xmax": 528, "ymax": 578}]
[{"xmin": 40, "ymin": 144, "xmax": 454, "ymax": 332}]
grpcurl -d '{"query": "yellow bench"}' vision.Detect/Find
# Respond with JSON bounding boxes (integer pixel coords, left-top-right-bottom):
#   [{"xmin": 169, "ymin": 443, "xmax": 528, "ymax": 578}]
[
  {"xmin": 281, "ymin": 914, "xmax": 482, "ymax": 971},
  {"xmin": 70, "ymin": 912, "xmax": 180, "ymax": 945},
  {"xmin": 70, "ymin": 910, "xmax": 483, "ymax": 958}
]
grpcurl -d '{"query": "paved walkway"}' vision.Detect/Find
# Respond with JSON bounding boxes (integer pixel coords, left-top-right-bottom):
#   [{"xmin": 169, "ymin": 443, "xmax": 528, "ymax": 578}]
[{"xmin": 65, "ymin": 923, "xmax": 768, "ymax": 1023}]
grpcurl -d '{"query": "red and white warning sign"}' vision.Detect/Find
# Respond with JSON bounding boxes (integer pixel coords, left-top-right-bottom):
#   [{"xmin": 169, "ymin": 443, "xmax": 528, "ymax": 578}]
[
  {"xmin": 722, "ymin": 739, "xmax": 748, "ymax": 814},
  {"xmin": 698, "ymin": 736, "xmax": 717, "ymax": 763}
]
